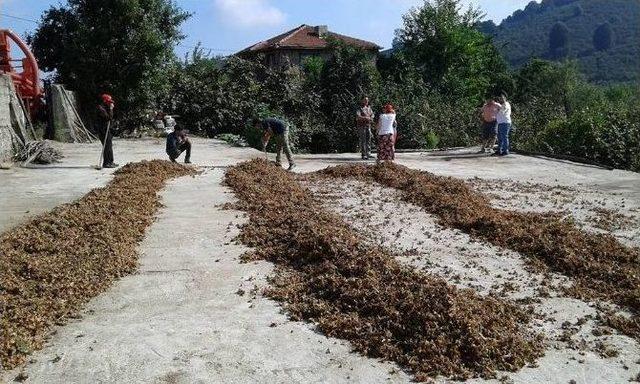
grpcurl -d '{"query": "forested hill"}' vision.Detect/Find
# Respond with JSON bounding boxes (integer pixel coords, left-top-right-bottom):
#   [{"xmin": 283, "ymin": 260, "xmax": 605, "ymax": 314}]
[{"xmin": 478, "ymin": 0, "xmax": 640, "ymax": 84}]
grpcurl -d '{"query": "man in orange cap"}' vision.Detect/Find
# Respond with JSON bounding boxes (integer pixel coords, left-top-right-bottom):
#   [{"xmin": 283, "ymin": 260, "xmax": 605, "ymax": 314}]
[{"xmin": 97, "ymin": 93, "xmax": 117, "ymax": 168}]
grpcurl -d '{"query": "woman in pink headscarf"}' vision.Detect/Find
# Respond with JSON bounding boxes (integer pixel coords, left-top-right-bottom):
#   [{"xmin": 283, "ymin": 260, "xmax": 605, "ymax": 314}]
[{"xmin": 376, "ymin": 104, "xmax": 397, "ymax": 162}]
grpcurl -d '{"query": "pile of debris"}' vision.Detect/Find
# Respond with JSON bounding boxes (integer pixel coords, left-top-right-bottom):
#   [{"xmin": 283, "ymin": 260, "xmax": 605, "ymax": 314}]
[
  {"xmin": 48, "ymin": 84, "xmax": 95, "ymax": 143},
  {"xmin": 0, "ymin": 160, "xmax": 195, "ymax": 369},
  {"xmin": 317, "ymin": 163, "xmax": 640, "ymax": 337},
  {"xmin": 0, "ymin": 75, "xmax": 37, "ymax": 166},
  {"xmin": 13, "ymin": 140, "xmax": 63, "ymax": 165},
  {"xmin": 225, "ymin": 159, "xmax": 543, "ymax": 380}
]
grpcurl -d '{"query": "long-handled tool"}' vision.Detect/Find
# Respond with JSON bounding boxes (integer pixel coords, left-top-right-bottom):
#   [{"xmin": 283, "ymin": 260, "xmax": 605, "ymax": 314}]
[
  {"xmin": 262, "ymin": 140, "xmax": 269, "ymax": 161},
  {"xmin": 93, "ymin": 121, "xmax": 111, "ymax": 170}
]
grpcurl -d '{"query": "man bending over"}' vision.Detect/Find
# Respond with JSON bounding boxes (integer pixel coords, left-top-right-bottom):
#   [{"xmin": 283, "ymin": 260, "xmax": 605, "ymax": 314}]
[
  {"xmin": 253, "ymin": 117, "xmax": 296, "ymax": 171},
  {"xmin": 166, "ymin": 125, "xmax": 191, "ymax": 164}
]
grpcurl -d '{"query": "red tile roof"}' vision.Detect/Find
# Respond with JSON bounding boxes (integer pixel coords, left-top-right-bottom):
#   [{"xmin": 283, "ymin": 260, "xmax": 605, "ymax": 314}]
[{"xmin": 238, "ymin": 24, "xmax": 381, "ymax": 54}]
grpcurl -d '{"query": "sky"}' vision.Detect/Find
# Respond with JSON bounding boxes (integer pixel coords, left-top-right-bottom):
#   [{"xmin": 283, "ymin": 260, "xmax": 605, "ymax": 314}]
[{"xmin": 0, "ymin": 0, "xmax": 535, "ymax": 57}]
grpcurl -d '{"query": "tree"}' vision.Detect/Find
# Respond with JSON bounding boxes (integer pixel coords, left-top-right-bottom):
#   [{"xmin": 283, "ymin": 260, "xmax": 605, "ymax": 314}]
[
  {"xmin": 301, "ymin": 56, "xmax": 324, "ymax": 84},
  {"xmin": 549, "ymin": 22, "xmax": 570, "ymax": 58},
  {"xmin": 524, "ymin": 1, "xmax": 541, "ymax": 14},
  {"xmin": 514, "ymin": 59, "xmax": 581, "ymax": 119},
  {"xmin": 593, "ymin": 23, "xmax": 614, "ymax": 51},
  {"xmin": 476, "ymin": 20, "xmax": 497, "ymax": 36},
  {"xmin": 29, "ymin": 0, "xmax": 190, "ymax": 128},
  {"xmin": 555, "ymin": 0, "xmax": 579, "ymax": 6},
  {"xmin": 158, "ymin": 46, "xmax": 229, "ymax": 137},
  {"xmin": 316, "ymin": 41, "xmax": 380, "ymax": 152},
  {"xmin": 573, "ymin": 5, "xmax": 584, "ymax": 17},
  {"xmin": 512, "ymin": 9, "xmax": 526, "ymax": 21},
  {"xmin": 395, "ymin": 0, "xmax": 508, "ymax": 102},
  {"xmin": 540, "ymin": 0, "xmax": 556, "ymax": 12}
]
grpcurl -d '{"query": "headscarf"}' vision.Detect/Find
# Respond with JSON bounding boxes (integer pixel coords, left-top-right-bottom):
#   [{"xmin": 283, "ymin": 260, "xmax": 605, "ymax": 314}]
[{"xmin": 101, "ymin": 94, "xmax": 114, "ymax": 105}]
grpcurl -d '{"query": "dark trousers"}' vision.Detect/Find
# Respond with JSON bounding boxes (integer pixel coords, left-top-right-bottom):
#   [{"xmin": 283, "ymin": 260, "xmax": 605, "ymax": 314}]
[
  {"xmin": 98, "ymin": 124, "xmax": 114, "ymax": 166},
  {"xmin": 274, "ymin": 131, "xmax": 293, "ymax": 165},
  {"xmin": 168, "ymin": 140, "xmax": 191, "ymax": 162},
  {"xmin": 358, "ymin": 126, "xmax": 372, "ymax": 158}
]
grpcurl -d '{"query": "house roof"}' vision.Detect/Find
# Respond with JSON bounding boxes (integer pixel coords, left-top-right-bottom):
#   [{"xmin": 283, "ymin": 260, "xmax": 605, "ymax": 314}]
[{"xmin": 237, "ymin": 24, "xmax": 381, "ymax": 55}]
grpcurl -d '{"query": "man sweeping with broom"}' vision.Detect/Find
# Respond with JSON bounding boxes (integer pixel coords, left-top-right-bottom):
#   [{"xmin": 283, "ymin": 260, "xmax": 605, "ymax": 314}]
[{"xmin": 96, "ymin": 94, "xmax": 118, "ymax": 168}]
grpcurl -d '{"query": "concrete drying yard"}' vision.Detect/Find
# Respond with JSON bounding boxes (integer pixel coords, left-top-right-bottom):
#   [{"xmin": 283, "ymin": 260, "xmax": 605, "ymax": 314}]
[{"xmin": 1, "ymin": 138, "xmax": 640, "ymax": 383}]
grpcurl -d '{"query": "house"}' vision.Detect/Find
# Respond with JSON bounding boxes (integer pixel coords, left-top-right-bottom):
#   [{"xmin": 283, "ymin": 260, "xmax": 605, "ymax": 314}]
[{"xmin": 237, "ymin": 24, "xmax": 381, "ymax": 68}]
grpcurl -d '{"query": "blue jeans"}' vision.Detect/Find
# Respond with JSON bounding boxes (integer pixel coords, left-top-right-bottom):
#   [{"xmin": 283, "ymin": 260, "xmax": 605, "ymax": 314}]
[{"xmin": 497, "ymin": 123, "xmax": 512, "ymax": 155}]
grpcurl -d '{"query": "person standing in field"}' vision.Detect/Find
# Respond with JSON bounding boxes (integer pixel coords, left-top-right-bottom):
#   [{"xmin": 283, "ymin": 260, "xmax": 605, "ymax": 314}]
[
  {"xmin": 494, "ymin": 94, "xmax": 513, "ymax": 156},
  {"xmin": 356, "ymin": 96, "xmax": 374, "ymax": 160},
  {"xmin": 96, "ymin": 94, "xmax": 118, "ymax": 168},
  {"xmin": 479, "ymin": 97, "xmax": 499, "ymax": 153},
  {"xmin": 254, "ymin": 117, "xmax": 296, "ymax": 171},
  {"xmin": 376, "ymin": 104, "xmax": 397, "ymax": 163}
]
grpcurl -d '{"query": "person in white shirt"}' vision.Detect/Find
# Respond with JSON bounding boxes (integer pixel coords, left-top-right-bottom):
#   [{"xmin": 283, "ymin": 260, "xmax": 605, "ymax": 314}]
[
  {"xmin": 494, "ymin": 94, "xmax": 512, "ymax": 156},
  {"xmin": 376, "ymin": 104, "xmax": 397, "ymax": 162}
]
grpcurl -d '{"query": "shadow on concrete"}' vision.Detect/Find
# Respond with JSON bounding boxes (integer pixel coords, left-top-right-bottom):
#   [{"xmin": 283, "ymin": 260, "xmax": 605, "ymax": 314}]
[
  {"xmin": 515, "ymin": 152, "xmax": 613, "ymax": 171},
  {"xmin": 423, "ymin": 151, "xmax": 488, "ymax": 159},
  {"xmin": 300, "ymin": 157, "xmax": 374, "ymax": 163},
  {"xmin": 21, "ymin": 165, "xmax": 99, "ymax": 170},
  {"xmin": 198, "ymin": 165, "xmax": 231, "ymax": 169},
  {"xmin": 439, "ymin": 154, "xmax": 492, "ymax": 161}
]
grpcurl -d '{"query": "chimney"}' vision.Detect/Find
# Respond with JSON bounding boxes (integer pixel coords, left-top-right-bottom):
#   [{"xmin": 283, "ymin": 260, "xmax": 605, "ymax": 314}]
[{"xmin": 314, "ymin": 25, "xmax": 328, "ymax": 37}]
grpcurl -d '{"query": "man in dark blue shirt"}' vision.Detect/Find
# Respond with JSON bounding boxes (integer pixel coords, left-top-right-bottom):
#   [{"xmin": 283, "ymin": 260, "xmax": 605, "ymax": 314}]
[
  {"xmin": 166, "ymin": 125, "xmax": 191, "ymax": 164},
  {"xmin": 253, "ymin": 117, "xmax": 295, "ymax": 170}
]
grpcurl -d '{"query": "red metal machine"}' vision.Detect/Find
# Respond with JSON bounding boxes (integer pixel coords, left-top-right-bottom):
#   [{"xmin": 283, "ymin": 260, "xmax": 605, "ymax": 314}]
[{"xmin": 0, "ymin": 29, "xmax": 43, "ymax": 115}]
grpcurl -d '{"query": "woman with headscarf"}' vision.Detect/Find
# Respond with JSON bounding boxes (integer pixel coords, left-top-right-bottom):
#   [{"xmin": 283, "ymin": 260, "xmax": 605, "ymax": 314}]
[
  {"xmin": 96, "ymin": 93, "xmax": 117, "ymax": 168},
  {"xmin": 376, "ymin": 104, "xmax": 397, "ymax": 162}
]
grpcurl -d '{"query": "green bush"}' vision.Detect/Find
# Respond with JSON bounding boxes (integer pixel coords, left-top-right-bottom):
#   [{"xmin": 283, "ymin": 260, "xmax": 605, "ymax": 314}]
[
  {"xmin": 158, "ymin": 52, "xmax": 263, "ymax": 138},
  {"xmin": 424, "ymin": 131, "xmax": 441, "ymax": 149},
  {"xmin": 531, "ymin": 108, "xmax": 640, "ymax": 171},
  {"xmin": 242, "ymin": 124, "xmax": 265, "ymax": 151},
  {"xmin": 215, "ymin": 133, "xmax": 248, "ymax": 147},
  {"xmin": 513, "ymin": 63, "xmax": 640, "ymax": 172}
]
